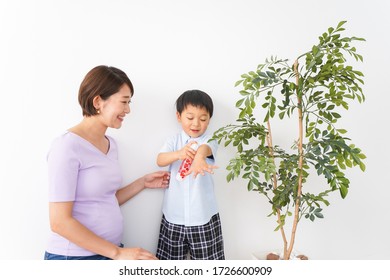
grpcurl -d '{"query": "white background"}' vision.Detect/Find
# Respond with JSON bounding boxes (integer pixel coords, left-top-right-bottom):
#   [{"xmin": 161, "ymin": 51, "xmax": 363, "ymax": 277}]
[{"xmin": 0, "ymin": 0, "xmax": 389, "ymax": 260}]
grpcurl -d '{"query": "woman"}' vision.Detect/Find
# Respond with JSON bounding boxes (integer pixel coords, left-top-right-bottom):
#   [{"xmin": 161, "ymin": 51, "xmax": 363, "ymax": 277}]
[{"xmin": 45, "ymin": 65, "xmax": 169, "ymax": 260}]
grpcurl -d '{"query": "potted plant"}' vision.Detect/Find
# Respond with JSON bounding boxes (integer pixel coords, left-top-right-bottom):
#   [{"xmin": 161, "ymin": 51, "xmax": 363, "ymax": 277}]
[{"xmin": 211, "ymin": 21, "xmax": 366, "ymax": 260}]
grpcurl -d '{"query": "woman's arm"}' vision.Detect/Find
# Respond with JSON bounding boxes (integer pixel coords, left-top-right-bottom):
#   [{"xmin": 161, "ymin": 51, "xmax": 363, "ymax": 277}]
[{"xmin": 115, "ymin": 171, "xmax": 170, "ymax": 206}]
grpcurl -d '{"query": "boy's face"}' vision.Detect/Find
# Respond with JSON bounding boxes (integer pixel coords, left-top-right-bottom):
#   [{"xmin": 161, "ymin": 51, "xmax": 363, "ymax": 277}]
[{"xmin": 176, "ymin": 104, "xmax": 210, "ymax": 138}]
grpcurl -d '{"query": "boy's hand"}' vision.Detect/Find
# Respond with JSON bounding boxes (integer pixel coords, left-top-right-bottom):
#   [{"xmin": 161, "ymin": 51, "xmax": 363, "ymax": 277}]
[
  {"xmin": 187, "ymin": 146, "xmax": 218, "ymax": 178},
  {"xmin": 188, "ymin": 158, "xmax": 218, "ymax": 178},
  {"xmin": 177, "ymin": 141, "xmax": 198, "ymax": 161}
]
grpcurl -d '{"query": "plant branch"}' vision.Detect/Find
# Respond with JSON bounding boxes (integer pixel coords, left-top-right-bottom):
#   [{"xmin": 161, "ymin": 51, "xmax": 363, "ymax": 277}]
[{"xmin": 265, "ymin": 120, "xmax": 288, "ymax": 252}]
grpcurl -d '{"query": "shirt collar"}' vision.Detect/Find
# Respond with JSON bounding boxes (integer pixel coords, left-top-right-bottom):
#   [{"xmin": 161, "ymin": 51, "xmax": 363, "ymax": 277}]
[
  {"xmin": 180, "ymin": 130, "xmax": 191, "ymax": 144},
  {"xmin": 180, "ymin": 130, "xmax": 204, "ymax": 144}
]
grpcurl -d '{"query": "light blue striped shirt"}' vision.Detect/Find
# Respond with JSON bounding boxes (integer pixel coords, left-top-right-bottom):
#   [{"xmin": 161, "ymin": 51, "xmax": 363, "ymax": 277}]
[{"xmin": 160, "ymin": 130, "xmax": 219, "ymax": 226}]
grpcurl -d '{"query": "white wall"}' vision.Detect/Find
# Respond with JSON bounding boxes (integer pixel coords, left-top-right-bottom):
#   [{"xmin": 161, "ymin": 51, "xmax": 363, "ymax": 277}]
[{"xmin": 1, "ymin": 0, "xmax": 389, "ymax": 260}]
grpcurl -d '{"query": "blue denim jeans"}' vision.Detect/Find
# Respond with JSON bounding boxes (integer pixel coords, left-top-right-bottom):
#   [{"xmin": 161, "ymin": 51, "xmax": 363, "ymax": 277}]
[{"xmin": 44, "ymin": 243, "xmax": 123, "ymax": 260}]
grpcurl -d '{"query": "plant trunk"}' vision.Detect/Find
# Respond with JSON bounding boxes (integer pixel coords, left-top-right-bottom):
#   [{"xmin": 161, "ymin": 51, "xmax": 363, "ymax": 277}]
[{"xmin": 284, "ymin": 59, "xmax": 304, "ymax": 260}]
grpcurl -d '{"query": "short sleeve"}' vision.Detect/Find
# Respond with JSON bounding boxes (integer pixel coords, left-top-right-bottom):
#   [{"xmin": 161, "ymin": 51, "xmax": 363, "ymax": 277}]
[
  {"xmin": 202, "ymin": 134, "xmax": 218, "ymax": 162},
  {"xmin": 47, "ymin": 135, "xmax": 80, "ymax": 202},
  {"xmin": 159, "ymin": 135, "xmax": 176, "ymax": 153}
]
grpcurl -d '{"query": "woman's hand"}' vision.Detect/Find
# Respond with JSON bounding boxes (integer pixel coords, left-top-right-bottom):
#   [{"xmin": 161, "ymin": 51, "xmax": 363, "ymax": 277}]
[
  {"xmin": 144, "ymin": 171, "xmax": 170, "ymax": 189},
  {"xmin": 114, "ymin": 247, "xmax": 158, "ymax": 260}
]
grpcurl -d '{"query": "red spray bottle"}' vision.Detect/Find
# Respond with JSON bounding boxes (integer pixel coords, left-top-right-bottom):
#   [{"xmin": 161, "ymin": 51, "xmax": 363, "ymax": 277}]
[{"xmin": 176, "ymin": 143, "xmax": 199, "ymax": 181}]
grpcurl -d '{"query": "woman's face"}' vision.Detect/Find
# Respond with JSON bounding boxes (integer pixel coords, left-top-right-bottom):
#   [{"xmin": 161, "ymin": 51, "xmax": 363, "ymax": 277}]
[{"xmin": 98, "ymin": 84, "xmax": 132, "ymax": 129}]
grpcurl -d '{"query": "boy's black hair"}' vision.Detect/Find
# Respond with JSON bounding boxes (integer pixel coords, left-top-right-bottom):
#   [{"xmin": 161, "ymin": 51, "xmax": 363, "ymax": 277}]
[{"xmin": 175, "ymin": 89, "xmax": 214, "ymax": 117}]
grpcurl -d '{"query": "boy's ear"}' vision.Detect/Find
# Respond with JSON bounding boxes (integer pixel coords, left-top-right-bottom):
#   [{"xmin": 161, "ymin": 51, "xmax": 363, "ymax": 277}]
[{"xmin": 176, "ymin": 111, "xmax": 181, "ymax": 122}]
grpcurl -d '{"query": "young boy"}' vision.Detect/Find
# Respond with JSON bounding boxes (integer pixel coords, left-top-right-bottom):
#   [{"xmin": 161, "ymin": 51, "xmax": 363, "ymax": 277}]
[{"xmin": 156, "ymin": 89, "xmax": 225, "ymax": 260}]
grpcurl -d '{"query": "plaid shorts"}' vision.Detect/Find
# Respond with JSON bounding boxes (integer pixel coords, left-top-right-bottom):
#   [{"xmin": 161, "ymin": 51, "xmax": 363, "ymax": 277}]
[{"xmin": 156, "ymin": 213, "xmax": 225, "ymax": 260}]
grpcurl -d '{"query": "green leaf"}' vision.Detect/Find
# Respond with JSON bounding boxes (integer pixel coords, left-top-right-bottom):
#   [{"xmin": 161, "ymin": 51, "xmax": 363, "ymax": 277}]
[
  {"xmin": 340, "ymin": 185, "xmax": 348, "ymax": 198},
  {"xmin": 358, "ymin": 153, "xmax": 367, "ymax": 159},
  {"xmin": 226, "ymin": 172, "xmax": 233, "ymax": 182},
  {"xmin": 235, "ymin": 80, "xmax": 244, "ymax": 87},
  {"xmin": 314, "ymin": 212, "xmax": 324, "ymax": 219},
  {"xmin": 236, "ymin": 98, "xmax": 244, "ymax": 107},
  {"xmin": 336, "ymin": 20, "xmax": 347, "ymax": 29},
  {"xmin": 359, "ymin": 161, "xmax": 366, "ymax": 172}
]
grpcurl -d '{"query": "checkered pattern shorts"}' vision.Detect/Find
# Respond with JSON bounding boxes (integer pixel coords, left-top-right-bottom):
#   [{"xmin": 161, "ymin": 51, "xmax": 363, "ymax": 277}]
[{"xmin": 156, "ymin": 213, "xmax": 225, "ymax": 260}]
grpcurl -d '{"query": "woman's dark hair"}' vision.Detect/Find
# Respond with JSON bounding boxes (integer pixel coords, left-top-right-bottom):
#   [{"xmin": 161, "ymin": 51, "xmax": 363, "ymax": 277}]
[
  {"xmin": 78, "ymin": 65, "xmax": 134, "ymax": 116},
  {"xmin": 176, "ymin": 89, "xmax": 213, "ymax": 117}
]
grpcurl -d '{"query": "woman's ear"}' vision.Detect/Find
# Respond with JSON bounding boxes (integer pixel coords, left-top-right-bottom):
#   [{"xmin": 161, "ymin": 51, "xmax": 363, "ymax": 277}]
[{"xmin": 93, "ymin": 95, "xmax": 102, "ymax": 111}]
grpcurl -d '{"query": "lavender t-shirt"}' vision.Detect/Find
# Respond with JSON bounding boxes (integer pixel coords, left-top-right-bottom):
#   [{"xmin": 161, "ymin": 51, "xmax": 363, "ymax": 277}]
[{"xmin": 46, "ymin": 131, "xmax": 123, "ymax": 256}]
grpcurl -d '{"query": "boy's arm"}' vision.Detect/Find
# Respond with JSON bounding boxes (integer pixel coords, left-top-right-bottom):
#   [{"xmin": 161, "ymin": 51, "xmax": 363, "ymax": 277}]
[
  {"xmin": 157, "ymin": 141, "xmax": 198, "ymax": 167},
  {"xmin": 157, "ymin": 151, "xmax": 180, "ymax": 167},
  {"xmin": 189, "ymin": 144, "xmax": 218, "ymax": 177}
]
